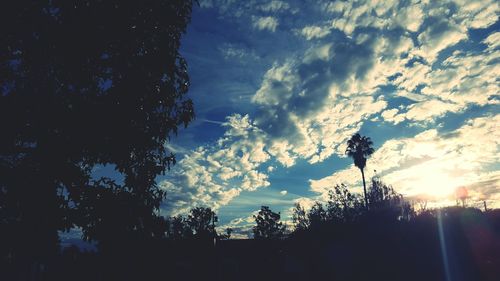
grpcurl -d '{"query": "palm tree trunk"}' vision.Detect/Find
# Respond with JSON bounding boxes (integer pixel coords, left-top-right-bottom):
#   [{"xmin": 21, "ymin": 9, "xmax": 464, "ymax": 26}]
[{"xmin": 361, "ymin": 168, "xmax": 368, "ymax": 209}]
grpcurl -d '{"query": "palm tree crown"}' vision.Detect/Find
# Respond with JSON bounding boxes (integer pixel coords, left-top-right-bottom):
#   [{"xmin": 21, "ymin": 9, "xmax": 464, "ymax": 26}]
[
  {"xmin": 346, "ymin": 133, "xmax": 374, "ymax": 170},
  {"xmin": 346, "ymin": 133, "xmax": 375, "ymax": 209}
]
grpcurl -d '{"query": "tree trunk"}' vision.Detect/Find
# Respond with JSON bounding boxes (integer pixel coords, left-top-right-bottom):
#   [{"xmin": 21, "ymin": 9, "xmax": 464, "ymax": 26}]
[{"xmin": 361, "ymin": 168, "xmax": 368, "ymax": 209}]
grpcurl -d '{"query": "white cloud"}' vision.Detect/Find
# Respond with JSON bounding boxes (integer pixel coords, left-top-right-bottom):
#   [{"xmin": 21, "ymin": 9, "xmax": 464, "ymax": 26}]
[
  {"xmin": 207, "ymin": 0, "xmax": 498, "ymax": 171},
  {"xmin": 160, "ymin": 114, "xmax": 271, "ymax": 215},
  {"xmin": 395, "ymin": 3, "xmax": 424, "ymax": 32},
  {"xmin": 294, "ymin": 197, "xmax": 317, "ymax": 211},
  {"xmin": 381, "ymin": 108, "xmax": 405, "ymax": 124},
  {"xmin": 251, "ymin": 37, "xmax": 393, "ymax": 165},
  {"xmin": 218, "ymin": 43, "xmax": 260, "ymax": 62},
  {"xmin": 403, "ymin": 99, "xmax": 462, "ymax": 122},
  {"xmin": 252, "ymin": 61, "xmax": 296, "ymax": 106},
  {"xmin": 453, "ymin": 0, "xmax": 499, "ymax": 29},
  {"xmin": 483, "ymin": 32, "xmax": 500, "ymax": 50},
  {"xmin": 267, "ymin": 140, "xmax": 296, "ymax": 167},
  {"xmin": 389, "ymin": 31, "xmax": 499, "ymax": 123},
  {"xmin": 216, "ymin": 212, "xmax": 258, "ymax": 239},
  {"xmin": 258, "ymin": 0, "xmax": 290, "ymax": 12},
  {"xmin": 393, "ymin": 62, "xmax": 431, "ymax": 92},
  {"xmin": 323, "ymin": 1, "xmax": 352, "ymax": 14},
  {"xmin": 299, "ymin": 25, "xmax": 331, "ymax": 40},
  {"xmin": 252, "ymin": 16, "xmax": 279, "ymax": 32},
  {"xmin": 415, "ymin": 19, "xmax": 467, "ymax": 63}
]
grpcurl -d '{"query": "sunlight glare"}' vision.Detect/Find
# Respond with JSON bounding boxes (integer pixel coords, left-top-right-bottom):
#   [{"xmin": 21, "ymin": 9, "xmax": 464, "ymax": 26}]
[
  {"xmin": 387, "ymin": 159, "xmax": 470, "ymax": 201},
  {"xmin": 415, "ymin": 171, "xmax": 463, "ymax": 198}
]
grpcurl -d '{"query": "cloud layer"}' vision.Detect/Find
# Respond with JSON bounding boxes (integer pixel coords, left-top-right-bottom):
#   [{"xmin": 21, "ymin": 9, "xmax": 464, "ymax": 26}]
[{"xmin": 165, "ymin": 0, "xmax": 499, "ymax": 222}]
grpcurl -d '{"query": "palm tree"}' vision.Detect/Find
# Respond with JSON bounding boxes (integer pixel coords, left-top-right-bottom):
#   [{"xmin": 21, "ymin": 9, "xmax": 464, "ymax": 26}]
[{"xmin": 346, "ymin": 133, "xmax": 374, "ymax": 209}]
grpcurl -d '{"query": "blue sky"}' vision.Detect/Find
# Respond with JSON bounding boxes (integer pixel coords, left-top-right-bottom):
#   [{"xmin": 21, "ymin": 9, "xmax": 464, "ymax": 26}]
[{"xmin": 155, "ymin": 0, "xmax": 499, "ymax": 238}]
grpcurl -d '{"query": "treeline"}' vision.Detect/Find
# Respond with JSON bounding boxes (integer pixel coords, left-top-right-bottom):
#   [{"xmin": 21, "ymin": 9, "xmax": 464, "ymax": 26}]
[
  {"xmin": 163, "ymin": 207, "xmax": 231, "ymax": 240},
  {"xmin": 293, "ymin": 178, "xmax": 413, "ymax": 233},
  {"xmin": 3, "ymin": 177, "xmax": 499, "ymax": 281},
  {"xmin": 246, "ymin": 178, "xmax": 500, "ymax": 281},
  {"xmin": 158, "ymin": 176, "xmax": 415, "ymax": 242}
]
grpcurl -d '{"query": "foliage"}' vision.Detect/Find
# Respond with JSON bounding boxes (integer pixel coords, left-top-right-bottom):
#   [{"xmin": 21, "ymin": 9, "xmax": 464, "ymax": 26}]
[
  {"xmin": 291, "ymin": 185, "xmax": 363, "ymax": 233},
  {"xmin": 0, "ymin": 0, "xmax": 195, "ymax": 262},
  {"xmin": 368, "ymin": 178, "xmax": 402, "ymax": 207},
  {"xmin": 345, "ymin": 133, "xmax": 375, "ymax": 170},
  {"xmin": 165, "ymin": 216, "xmax": 192, "ymax": 240},
  {"xmin": 253, "ymin": 206, "xmax": 286, "ymax": 240},
  {"xmin": 327, "ymin": 184, "xmax": 364, "ymax": 222},
  {"xmin": 164, "ymin": 207, "xmax": 223, "ymax": 240},
  {"xmin": 291, "ymin": 178, "xmax": 414, "ymax": 234},
  {"xmin": 5, "ymin": 206, "xmax": 496, "ymax": 281},
  {"xmin": 292, "ymin": 203, "xmax": 309, "ymax": 231},
  {"xmin": 367, "ymin": 177, "xmax": 413, "ymax": 221},
  {"xmin": 308, "ymin": 202, "xmax": 327, "ymax": 229},
  {"xmin": 186, "ymin": 207, "xmax": 218, "ymax": 239}
]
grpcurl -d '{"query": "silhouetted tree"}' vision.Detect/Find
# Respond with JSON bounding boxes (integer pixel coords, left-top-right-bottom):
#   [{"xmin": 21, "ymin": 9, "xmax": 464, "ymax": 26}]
[
  {"xmin": 164, "ymin": 207, "xmax": 220, "ymax": 240},
  {"xmin": 367, "ymin": 177, "xmax": 413, "ymax": 220},
  {"xmin": 308, "ymin": 202, "xmax": 327, "ymax": 229},
  {"xmin": 0, "ymin": 0, "xmax": 195, "ymax": 272},
  {"xmin": 346, "ymin": 133, "xmax": 375, "ymax": 208},
  {"xmin": 327, "ymin": 184, "xmax": 364, "ymax": 222},
  {"xmin": 292, "ymin": 203, "xmax": 309, "ymax": 231},
  {"xmin": 166, "ymin": 216, "xmax": 192, "ymax": 240},
  {"xmin": 219, "ymin": 228, "xmax": 233, "ymax": 240},
  {"xmin": 186, "ymin": 207, "xmax": 218, "ymax": 239},
  {"xmin": 253, "ymin": 206, "xmax": 285, "ymax": 239},
  {"xmin": 414, "ymin": 197, "xmax": 429, "ymax": 213}
]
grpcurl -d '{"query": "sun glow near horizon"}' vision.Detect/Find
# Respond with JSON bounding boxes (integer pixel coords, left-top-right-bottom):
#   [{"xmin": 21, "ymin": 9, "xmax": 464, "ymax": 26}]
[
  {"xmin": 312, "ymin": 115, "xmax": 499, "ymax": 209},
  {"xmin": 385, "ymin": 161, "xmax": 473, "ymax": 200}
]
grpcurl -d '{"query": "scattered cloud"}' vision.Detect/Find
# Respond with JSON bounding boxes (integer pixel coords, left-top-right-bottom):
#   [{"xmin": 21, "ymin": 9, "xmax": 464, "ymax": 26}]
[
  {"xmin": 160, "ymin": 114, "xmax": 271, "ymax": 215},
  {"xmin": 483, "ymin": 32, "xmax": 500, "ymax": 49},
  {"xmin": 258, "ymin": 0, "xmax": 290, "ymax": 12},
  {"xmin": 381, "ymin": 108, "xmax": 405, "ymax": 124},
  {"xmin": 252, "ymin": 16, "xmax": 279, "ymax": 32},
  {"xmin": 298, "ymin": 25, "xmax": 331, "ymax": 40},
  {"xmin": 171, "ymin": 0, "xmax": 500, "ymax": 234},
  {"xmin": 218, "ymin": 43, "xmax": 260, "ymax": 62},
  {"xmin": 293, "ymin": 197, "xmax": 316, "ymax": 211},
  {"xmin": 216, "ymin": 213, "xmax": 257, "ymax": 239},
  {"xmin": 416, "ymin": 18, "xmax": 467, "ymax": 63}
]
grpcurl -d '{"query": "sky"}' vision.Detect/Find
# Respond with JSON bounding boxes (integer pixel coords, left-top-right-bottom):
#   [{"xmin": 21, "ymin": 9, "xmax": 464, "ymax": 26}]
[{"xmin": 154, "ymin": 0, "xmax": 499, "ymax": 238}]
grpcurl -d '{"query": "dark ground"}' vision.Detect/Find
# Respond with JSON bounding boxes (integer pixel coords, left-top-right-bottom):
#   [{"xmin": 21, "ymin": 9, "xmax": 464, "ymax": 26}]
[{"xmin": 3, "ymin": 207, "xmax": 500, "ymax": 281}]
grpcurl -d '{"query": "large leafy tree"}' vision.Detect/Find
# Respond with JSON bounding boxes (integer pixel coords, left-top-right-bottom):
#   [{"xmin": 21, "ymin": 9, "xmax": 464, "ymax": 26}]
[
  {"xmin": 346, "ymin": 133, "xmax": 375, "ymax": 209},
  {"xmin": 0, "ymin": 0, "xmax": 195, "ymax": 263}
]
